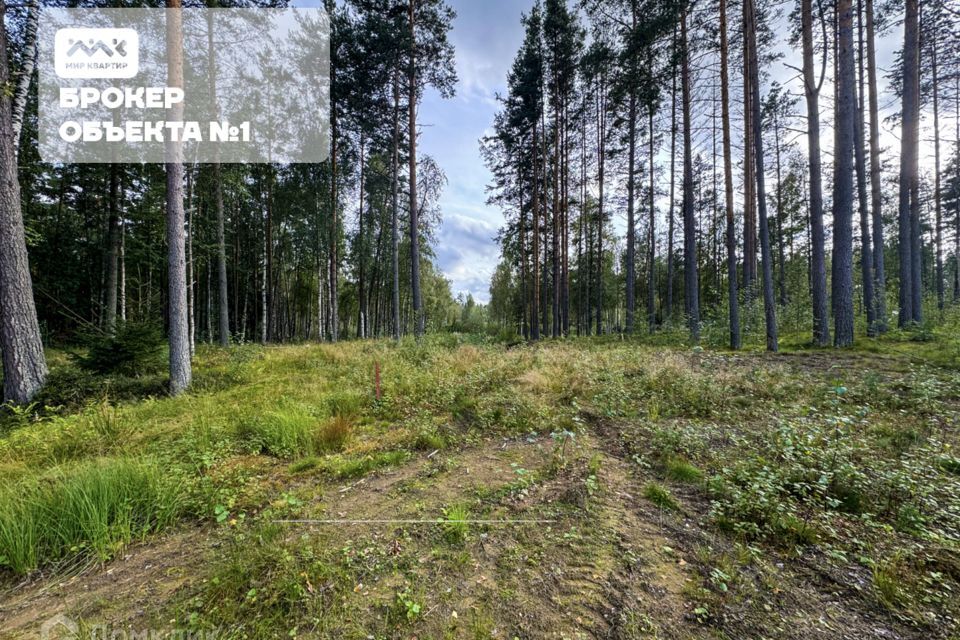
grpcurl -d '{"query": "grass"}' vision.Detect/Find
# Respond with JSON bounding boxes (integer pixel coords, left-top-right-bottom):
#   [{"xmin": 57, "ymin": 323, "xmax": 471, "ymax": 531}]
[
  {"xmin": 1, "ymin": 325, "xmax": 960, "ymax": 636},
  {"xmin": 664, "ymin": 457, "xmax": 704, "ymax": 483},
  {"xmin": 441, "ymin": 504, "xmax": 470, "ymax": 545},
  {"xmin": 0, "ymin": 458, "xmax": 183, "ymax": 574},
  {"xmin": 643, "ymin": 482, "xmax": 679, "ymax": 511}
]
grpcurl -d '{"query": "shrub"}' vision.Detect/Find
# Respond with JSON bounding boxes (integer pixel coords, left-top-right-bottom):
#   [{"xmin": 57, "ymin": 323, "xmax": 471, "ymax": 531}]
[
  {"xmin": 76, "ymin": 322, "xmax": 166, "ymax": 377},
  {"xmin": 0, "ymin": 458, "xmax": 183, "ymax": 575}
]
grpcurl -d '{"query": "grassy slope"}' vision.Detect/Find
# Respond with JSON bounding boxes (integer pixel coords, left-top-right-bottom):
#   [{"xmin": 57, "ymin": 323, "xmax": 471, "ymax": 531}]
[{"xmin": 0, "ymin": 325, "xmax": 958, "ymax": 639}]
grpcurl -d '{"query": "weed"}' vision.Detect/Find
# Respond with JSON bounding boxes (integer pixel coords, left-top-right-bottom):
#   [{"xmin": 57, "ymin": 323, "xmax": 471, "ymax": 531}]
[
  {"xmin": 643, "ymin": 482, "xmax": 679, "ymax": 511},
  {"xmin": 413, "ymin": 429, "xmax": 446, "ymax": 452},
  {"xmin": 664, "ymin": 457, "xmax": 703, "ymax": 483},
  {"xmin": 317, "ymin": 416, "xmax": 352, "ymax": 452},
  {"xmin": 289, "ymin": 457, "xmax": 320, "ymax": 474},
  {"xmin": 441, "ymin": 504, "xmax": 470, "ymax": 545}
]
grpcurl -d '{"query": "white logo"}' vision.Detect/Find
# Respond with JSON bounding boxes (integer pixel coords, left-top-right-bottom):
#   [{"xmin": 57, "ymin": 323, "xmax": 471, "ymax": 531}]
[
  {"xmin": 39, "ymin": 614, "xmax": 78, "ymax": 640},
  {"xmin": 55, "ymin": 28, "xmax": 139, "ymax": 79}
]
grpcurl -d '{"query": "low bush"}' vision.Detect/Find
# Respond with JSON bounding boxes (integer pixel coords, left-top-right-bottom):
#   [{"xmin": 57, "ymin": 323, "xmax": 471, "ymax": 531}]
[{"xmin": 76, "ymin": 322, "xmax": 166, "ymax": 377}]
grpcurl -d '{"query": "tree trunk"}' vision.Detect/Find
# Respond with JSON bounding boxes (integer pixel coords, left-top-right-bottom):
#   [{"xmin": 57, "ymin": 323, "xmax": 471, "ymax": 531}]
[
  {"xmin": 120, "ymin": 214, "xmax": 126, "ymax": 323},
  {"xmin": 898, "ymin": 0, "xmax": 919, "ymax": 326},
  {"xmin": 595, "ymin": 71, "xmax": 606, "ymax": 336},
  {"xmin": 719, "ymin": 0, "xmax": 741, "ymax": 350},
  {"xmin": 0, "ymin": 0, "xmax": 46, "ymax": 404},
  {"xmin": 801, "ymin": 0, "xmax": 830, "ymax": 346},
  {"xmin": 391, "ymin": 73, "xmax": 402, "ymax": 341},
  {"xmin": 667, "ymin": 42, "xmax": 677, "ymax": 322},
  {"xmin": 207, "ymin": 5, "xmax": 230, "ymax": 347},
  {"xmin": 746, "ymin": 0, "xmax": 779, "ymax": 351},
  {"xmin": 680, "ymin": 9, "xmax": 700, "ymax": 342},
  {"xmin": 104, "ymin": 164, "xmax": 121, "ymax": 333},
  {"xmin": 855, "ymin": 0, "xmax": 877, "ymax": 336},
  {"xmin": 166, "ymin": 0, "xmax": 191, "ymax": 395},
  {"xmin": 11, "ymin": 0, "xmax": 38, "ymax": 158},
  {"xmin": 865, "ymin": 0, "xmax": 887, "ymax": 331},
  {"xmin": 187, "ymin": 168, "xmax": 196, "ymax": 355},
  {"xmin": 742, "ymin": 0, "xmax": 757, "ymax": 294},
  {"xmin": 647, "ymin": 104, "xmax": 656, "ymax": 333},
  {"xmin": 931, "ymin": 16, "xmax": 944, "ymax": 311},
  {"xmin": 408, "ymin": 0, "xmax": 424, "ymax": 339},
  {"xmin": 832, "ymin": 0, "xmax": 856, "ymax": 347}
]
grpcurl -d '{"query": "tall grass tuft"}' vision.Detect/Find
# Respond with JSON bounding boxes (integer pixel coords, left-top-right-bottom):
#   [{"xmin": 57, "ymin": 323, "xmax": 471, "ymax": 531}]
[
  {"xmin": 237, "ymin": 407, "xmax": 319, "ymax": 459},
  {"xmin": 0, "ymin": 458, "xmax": 183, "ymax": 575}
]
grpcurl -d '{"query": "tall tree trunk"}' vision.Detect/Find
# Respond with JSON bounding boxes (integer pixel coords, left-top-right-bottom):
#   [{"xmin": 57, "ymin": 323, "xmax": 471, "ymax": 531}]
[
  {"xmin": 187, "ymin": 168, "xmax": 196, "ymax": 355},
  {"xmin": 0, "ymin": 0, "xmax": 46, "ymax": 404},
  {"xmin": 550, "ymin": 94, "xmax": 562, "ymax": 338},
  {"xmin": 680, "ymin": 9, "xmax": 700, "ymax": 342},
  {"xmin": 625, "ymin": 87, "xmax": 637, "ymax": 335},
  {"xmin": 746, "ymin": 0, "xmax": 779, "ymax": 351},
  {"xmin": 207, "ymin": 5, "xmax": 230, "ymax": 347},
  {"xmin": 898, "ymin": 0, "xmax": 920, "ymax": 326},
  {"xmin": 532, "ymin": 118, "xmax": 542, "ymax": 342},
  {"xmin": 391, "ymin": 74, "xmax": 402, "ymax": 341},
  {"xmin": 11, "ymin": 0, "xmax": 38, "ymax": 159},
  {"xmin": 719, "ymin": 0, "xmax": 741, "ymax": 350},
  {"xmin": 647, "ymin": 105, "xmax": 656, "ymax": 333},
  {"xmin": 855, "ymin": 0, "xmax": 877, "ymax": 336},
  {"xmin": 865, "ymin": 0, "xmax": 887, "ymax": 331},
  {"xmin": 802, "ymin": 0, "xmax": 831, "ymax": 346},
  {"xmin": 832, "ymin": 0, "xmax": 856, "ymax": 347},
  {"xmin": 104, "ymin": 164, "xmax": 121, "ymax": 333},
  {"xmin": 667, "ymin": 41, "xmax": 677, "ymax": 322},
  {"xmin": 595, "ymin": 74, "xmax": 606, "ymax": 336},
  {"xmin": 931, "ymin": 16, "xmax": 944, "ymax": 311},
  {"xmin": 357, "ymin": 135, "xmax": 367, "ymax": 339},
  {"xmin": 742, "ymin": 0, "xmax": 757, "ymax": 294},
  {"xmin": 120, "ymin": 214, "xmax": 126, "ymax": 323},
  {"xmin": 166, "ymin": 0, "xmax": 191, "ymax": 395},
  {"xmin": 328, "ymin": 1, "xmax": 339, "ymax": 343},
  {"xmin": 773, "ymin": 109, "xmax": 787, "ymax": 307},
  {"xmin": 408, "ymin": 0, "xmax": 424, "ymax": 339}
]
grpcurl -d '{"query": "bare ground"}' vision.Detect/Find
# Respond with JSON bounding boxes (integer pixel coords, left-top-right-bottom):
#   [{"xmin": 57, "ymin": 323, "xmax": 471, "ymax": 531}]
[{"xmin": 0, "ymin": 422, "xmax": 938, "ymax": 639}]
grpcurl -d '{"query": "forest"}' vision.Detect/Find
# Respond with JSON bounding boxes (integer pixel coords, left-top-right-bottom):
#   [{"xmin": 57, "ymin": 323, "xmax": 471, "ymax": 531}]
[{"xmin": 1, "ymin": 0, "xmax": 960, "ymax": 639}]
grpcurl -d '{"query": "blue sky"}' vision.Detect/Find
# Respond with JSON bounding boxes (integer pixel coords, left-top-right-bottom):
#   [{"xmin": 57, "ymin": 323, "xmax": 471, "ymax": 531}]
[
  {"xmin": 419, "ymin": 0, "xmax": 535, "ymax": 304},
  {"xmin": 297, "ymin": 0, "xmax": 534, "ymax": 304}
]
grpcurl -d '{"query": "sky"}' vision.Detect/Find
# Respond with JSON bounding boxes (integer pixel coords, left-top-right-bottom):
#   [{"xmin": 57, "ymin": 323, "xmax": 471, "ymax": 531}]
[
  {"xmin": 296, "ymin": 0, "xmax": 950, "ymax": 307},
  {"xmin": 418, "ymin": 0, "xmax": 535, "ymax": 304}
]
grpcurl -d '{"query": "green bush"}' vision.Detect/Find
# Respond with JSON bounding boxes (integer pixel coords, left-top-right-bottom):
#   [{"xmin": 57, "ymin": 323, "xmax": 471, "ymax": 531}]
[{"xmin": 76, "ymin": 322, "xmax": 166, "ymax": 377}]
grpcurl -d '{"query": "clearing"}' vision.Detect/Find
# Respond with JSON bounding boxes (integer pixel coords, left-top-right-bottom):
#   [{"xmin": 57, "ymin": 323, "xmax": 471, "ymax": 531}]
[{"xmin": 1, "ymin": 334, "xmax": 959, "ymax": 639}]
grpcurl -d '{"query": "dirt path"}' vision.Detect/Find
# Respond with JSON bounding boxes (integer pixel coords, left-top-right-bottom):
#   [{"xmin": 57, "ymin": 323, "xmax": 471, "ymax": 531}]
[{"xmin": 0, "ymin": 425, "xmax": 929, "ymax": 639}]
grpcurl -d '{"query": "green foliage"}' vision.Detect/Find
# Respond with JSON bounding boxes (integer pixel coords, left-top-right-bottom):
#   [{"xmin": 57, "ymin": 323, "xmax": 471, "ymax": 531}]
[
  {"xmin": 643, "ymin": 482, "xmax": 679, "ymax": 511},
  {"xmin": 441, "ymin": 504, "xmax": 470, "ymax": 545},
  {"xmin": 237, "ymin": 407, "xmax": 322, "ymax": 459},
  {"xmin": 664, "ymin": 457, "xmax": 704, "ymax": 484},
  {"xmin": 76, "ymin": 322, "xmax": 166, "ymax": 377},
  {"xmin": 0, "ymin": 458, "xmax": 183, "ymax": 575}
]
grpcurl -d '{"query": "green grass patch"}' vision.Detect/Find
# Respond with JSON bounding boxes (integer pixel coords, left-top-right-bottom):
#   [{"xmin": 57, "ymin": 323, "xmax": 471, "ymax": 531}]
[
  {"xmin": 664, "ymin": 457, "xmax": 704, "ymax": 483},
  {"xmin": 643, "ymin": 482, "xmax": 679, "ymax": 511},
  {"xmin": 0, "ymin": 458, "xmax": 183, "ymax": 575}
]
